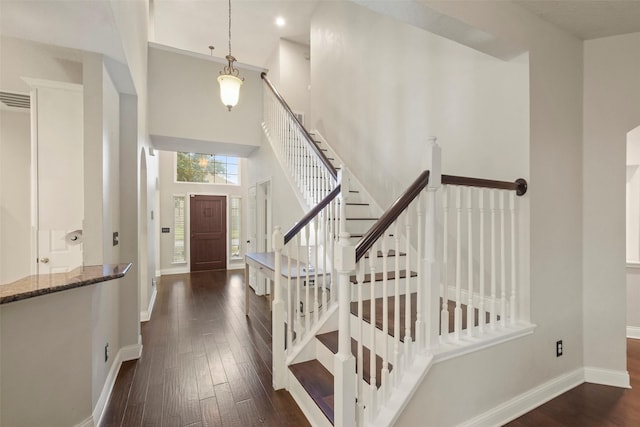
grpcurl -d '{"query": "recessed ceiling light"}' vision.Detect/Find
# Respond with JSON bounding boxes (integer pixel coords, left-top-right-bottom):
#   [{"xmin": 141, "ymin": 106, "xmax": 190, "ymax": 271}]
[{"xmin": 276, "ymin": 16, "xmax": 285, "ymax": 27}]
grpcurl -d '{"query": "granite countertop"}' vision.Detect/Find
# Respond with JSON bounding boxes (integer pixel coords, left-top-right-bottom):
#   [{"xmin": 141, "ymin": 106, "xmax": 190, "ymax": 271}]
[{"xmin": 0, "ymin": 263, "xmax": 132, "ymax": 304}]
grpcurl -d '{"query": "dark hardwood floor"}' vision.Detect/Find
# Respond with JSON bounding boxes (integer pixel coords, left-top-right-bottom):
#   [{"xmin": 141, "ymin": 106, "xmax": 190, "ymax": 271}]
[
  {"xmin": 99, "ymin": 270, "xmax": 309, "ymax": 427},
  {"xmin": 506, "ymin": 338, "xmax": 640, "ymax": 426},
  {"xmin": 100, "ymin": 268, "xmax": 640, "ymax": 427}
]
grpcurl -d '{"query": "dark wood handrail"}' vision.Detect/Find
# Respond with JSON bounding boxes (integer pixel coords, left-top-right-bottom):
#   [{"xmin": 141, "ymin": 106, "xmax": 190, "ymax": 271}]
[
  {"xmin": 284, "ymin": 185, "xmax": 342, "ymax": 244},
  {"xmin": 355, "ymin": 170, "xmax": 430, "ymax": 261},
  {"xmin": 442, "ymin": 175, "xmax": 528, "ymax": 196},
  {"xmin": 261, "ymin": 72, "xmax": 338, "ymax": 181}
]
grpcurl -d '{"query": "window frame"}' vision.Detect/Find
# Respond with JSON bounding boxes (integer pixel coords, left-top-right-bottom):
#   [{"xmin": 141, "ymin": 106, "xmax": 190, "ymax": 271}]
[{"xmin": 174, "ymin": 152, "xmax": 241, "ymax": 186}]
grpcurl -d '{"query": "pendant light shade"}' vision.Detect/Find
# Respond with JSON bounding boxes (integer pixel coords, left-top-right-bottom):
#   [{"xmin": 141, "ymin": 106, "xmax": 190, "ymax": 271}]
[
  {"xmin": 218, "ymin": 0, "xmax": 243, "ymax": 111},
  {"xmin": 217, "ymin": 58, "xmax": 243, "ymax": 111}
]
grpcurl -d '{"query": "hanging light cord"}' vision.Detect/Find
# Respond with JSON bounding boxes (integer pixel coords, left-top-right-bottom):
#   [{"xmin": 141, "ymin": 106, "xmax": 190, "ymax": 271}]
[{"xmin": 228, "ymin": 0, "xmax": 232, "ymax": 57}]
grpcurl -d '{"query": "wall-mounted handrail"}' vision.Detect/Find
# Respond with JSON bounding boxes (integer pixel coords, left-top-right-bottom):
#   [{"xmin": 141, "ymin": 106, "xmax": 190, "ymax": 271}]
[
  {"xmin": 261, "ymin": 72, "xmax": 338, "ymax": 180},
  {"xmin": 284, "ymin": 185, "xmax": 342, "ymax": 244},
  {"xmin": 442, "ymin": 175, "xmax": 528, "ymax": 196},
  {"xmin": 355, "ymin": 170, "xmax": 430, "ymax": 261}
]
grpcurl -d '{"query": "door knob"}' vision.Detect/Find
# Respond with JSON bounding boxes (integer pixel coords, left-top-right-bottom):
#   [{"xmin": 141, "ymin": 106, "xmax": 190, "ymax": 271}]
[{"xmin": 40, "ymin": 257, "xmax": 50, "ymax": 264}]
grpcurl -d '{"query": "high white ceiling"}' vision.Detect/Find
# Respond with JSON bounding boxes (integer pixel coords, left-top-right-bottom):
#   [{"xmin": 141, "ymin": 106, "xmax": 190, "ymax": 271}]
[
  {"xmin": 1, "ymin": 1, "xmax": 639, "ymax": 70},
  {"xmin": 152, "ymin": 0, "xmax": 319, "ymax": 67},
  {"xmin": 515, "ymin": 0, "xmax": 640, "ymax": 40}
]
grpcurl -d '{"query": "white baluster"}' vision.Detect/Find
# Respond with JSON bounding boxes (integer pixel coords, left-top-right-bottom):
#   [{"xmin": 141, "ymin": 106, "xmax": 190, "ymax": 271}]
[
  {"xmin": 441, "ymin": 186, "xmax": 450, "ymax": 337},
  {"xmin": 381, "ymin": 235, "xmax": 390, "ymax": 402},
  {"xmin": 490, "ymin": 190, "xmax": 497, "ymax": 329},
  {"xmin": 322, "ymin": 206, "xmax": 329, "ymax": 316},
  {"xmin": 479, "ymin": 189, "xmax": 486, "ymax": 334},
  {"xmin": 510, "ymin": 192, "xmax": 517, "ymax": 325},
  {"xmin": 356, "ymin": 261, "xmax": 365, "ymax": 424},
  {"xmin": 304, "ymin": 225, "xmax": 311, "ymax": 333},
  {"xmin": 368, "ymin": 243, "xmax": 377, "ymax": 419},
  {"xmin": 466, "ymin": 187, "xmax": 474, "ymax": 336},
  {"xmin": 272, "ymin": 226, "xmax": 286, "ymax": 389},
  {"xmin": 314, "ymin": 216, "xmax": 319, "ymax": 325},
  {"xmin": 454, "ymin": 186, "xmax": 462, "ymax": 339},
  {"xmin": 404, "ymin": 211, "xmax": 412, "ymax": 360},
  {"xmin": 393, "ymin": 221, "xmax": 402, "ymax": 381},
  {"xmin": 416, "ymin": 194, "xmax": 424, "ymax": 351},
  {"xmin": 296, "ymin": 234, "xmax": 302, "ymax": 338},
  {"xmin": 287, "ymin": 244, "xmax": 293, "ymax": 349},
  {"xmin": 500, "ymin": 191, "xmax": 506, "ymax": 328}
]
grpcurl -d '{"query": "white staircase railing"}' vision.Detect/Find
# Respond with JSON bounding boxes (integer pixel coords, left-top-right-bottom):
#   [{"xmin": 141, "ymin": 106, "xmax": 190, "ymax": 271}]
[
  {"xmin": 262, "ymin": 72, "xmax": 337, "ymax": 209},
  {"xmin": 260, "ymin": 74, "xmax": 530, "ymax": 426}
]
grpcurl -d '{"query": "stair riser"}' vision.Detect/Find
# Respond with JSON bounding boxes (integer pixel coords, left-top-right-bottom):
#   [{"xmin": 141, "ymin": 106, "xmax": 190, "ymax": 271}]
[
  {"xmin": 345, "ymin": 204, "xmax": 374, "ymax": 218},
  {"xmin": 350, "ymin": 277, "xmax": 417, "ymax": 301},
  {"xmin": 349, "ymin": 314, "xmax": 408, "ymax": 358},
  {"xmin": 344, "ymin": 219, "xmax": 379, "ymax": 235}
]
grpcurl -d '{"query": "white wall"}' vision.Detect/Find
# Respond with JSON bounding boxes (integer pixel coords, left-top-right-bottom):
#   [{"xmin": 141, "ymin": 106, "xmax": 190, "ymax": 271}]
[
  {"xmin": 582, "ymin": 34, "xmax": 640, "ymax": 350},
  {"xmin": 311, "ymin": 2, "xmax": 529, "ymax": 210},
  {"xmin": 247, "ymin": 135, "xmax": 305, "ymax": 239},
  {"xmin": 0, "ymin": 110, "xmax": 31, "ymax": 283},
  {"xmin": 148, "ymin": 44, "xmax": 264, "ymax": 157},
  {"xmin": 157, "ymin": 150, "xmax": 248, "ymax": 273},
  {"xmin": 308, "ymin": 1, "xmax": 585, "ymax": 425},
  {"xmin": 278, "ymin": 39, "xmax": 311, "ymax": 120}
]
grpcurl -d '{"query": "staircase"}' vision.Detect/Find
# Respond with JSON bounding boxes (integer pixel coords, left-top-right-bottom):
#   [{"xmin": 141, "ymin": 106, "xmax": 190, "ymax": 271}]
[{"xmin": 256, "ymin": 73, "xmax": 532, "ymax": 426}]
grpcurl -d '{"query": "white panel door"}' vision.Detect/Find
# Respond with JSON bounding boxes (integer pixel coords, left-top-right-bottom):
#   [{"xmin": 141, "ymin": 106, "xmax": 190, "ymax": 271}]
[{"xmin": 34, "ymin": 84, "xmax": 84, "ymax": 274}]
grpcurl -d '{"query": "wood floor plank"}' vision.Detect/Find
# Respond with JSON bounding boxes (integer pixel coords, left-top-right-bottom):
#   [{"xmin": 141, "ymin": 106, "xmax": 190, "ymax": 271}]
[
  {"xmin": 214, "ymin": 382, "xmax": 243, "ymax": 427},
  {"xmin": 200, "ymin": 396, "xmax": 222, "ymax": 427}
]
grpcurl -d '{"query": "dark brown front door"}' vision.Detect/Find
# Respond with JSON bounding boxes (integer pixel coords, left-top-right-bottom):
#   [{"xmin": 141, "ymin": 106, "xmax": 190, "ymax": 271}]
[{"xmin": 190, "ymin": 195, "xmax": 226, "ymax": 271}]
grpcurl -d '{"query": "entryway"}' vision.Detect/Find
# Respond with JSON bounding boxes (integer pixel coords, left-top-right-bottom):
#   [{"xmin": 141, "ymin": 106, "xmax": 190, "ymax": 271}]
[{"xmin": 190, "ymin": 194, "xmax": 226, "ymax": 271}]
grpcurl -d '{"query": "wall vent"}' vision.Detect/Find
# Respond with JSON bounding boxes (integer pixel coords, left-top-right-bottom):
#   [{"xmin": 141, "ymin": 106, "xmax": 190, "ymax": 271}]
[{"xmin": 0, "ymin": 91, "xmax": 30, "ymax": 109}]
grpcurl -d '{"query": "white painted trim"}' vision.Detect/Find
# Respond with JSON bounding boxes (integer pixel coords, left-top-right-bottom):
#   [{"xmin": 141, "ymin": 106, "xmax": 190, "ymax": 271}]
[
  {"xmin": 457, "ymin": 368, "xmax": 584, "ymax": 427},
  {"xmin": 148, "ymin": 41, "xmax": 267, "ymax": 73},
  {"xmin": 160, "ymin": 266, "xmax": 190, "ymax": 275},
  {"xmin": 584, "ymin": 367, "xmax": 631, "ymax": 388},
  {"xmin": 74, "ymin": 416, "xmax": 94, "ymax": 427},
  {"xmin": 626, "ymin": 261, "xmax": 640, "ymax": 268},
  {"xmin": 627, "ymin": 326, "xmax": 640, "ymax": 339},
  {"xmin": 140, "ymin": 286, "xmax": 157, "ymax": 322},
  {"xmin": 155, "ymin": 269, "xmax": 161, "ymax": 278},
  {"xmin": 22, "ymin": 77, "xmax": 83, "ymax": 92},
  {"xmin": 92, "ymin": 343, "xmax": 143, "ymax": 427}
]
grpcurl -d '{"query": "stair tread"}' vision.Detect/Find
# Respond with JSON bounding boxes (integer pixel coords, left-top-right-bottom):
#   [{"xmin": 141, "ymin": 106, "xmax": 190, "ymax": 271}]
[
  {"xmin": 350, "ymin": 295, "xmax": 492, "ymax": 342},
  {"xmin": 289, "ymin": 360, "xmax": 334, "ymax": 424},
  {"xmin": 349, "ymin": 269, "xmax": 417, "ymax": 284},
  {"xmin": 316, "ymin": 331, "xmax": 391, "ymax": 388}
]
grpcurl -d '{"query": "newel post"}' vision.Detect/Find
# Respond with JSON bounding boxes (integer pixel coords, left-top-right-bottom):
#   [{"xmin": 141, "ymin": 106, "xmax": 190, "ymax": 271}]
[
  {"xmin": 334, "ymin": 168, "xmax": 356, "ymax": 427},
  {"xmin": 272, "ymin": 226, "xmax": 287, "ymax": 390},
  {"xmin": 424, "ymin": 137, "xmax": 441, "ymax": 351}
]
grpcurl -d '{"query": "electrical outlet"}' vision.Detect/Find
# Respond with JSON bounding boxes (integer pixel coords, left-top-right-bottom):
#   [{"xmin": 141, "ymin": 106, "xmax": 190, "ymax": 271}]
[
  {"xmin": 105, "ymin": 343, "xmax": 109, "ymax": 362},
  {"xmin": 556, "ymin": 340, "xmax": 563, "ymax": 357}
]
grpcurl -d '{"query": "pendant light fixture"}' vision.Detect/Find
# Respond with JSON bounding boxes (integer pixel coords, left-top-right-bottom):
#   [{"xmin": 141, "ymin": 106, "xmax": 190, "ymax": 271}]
[{"xmin": 217, "ymin": 0, "xmax": 243, "ymax": 111}]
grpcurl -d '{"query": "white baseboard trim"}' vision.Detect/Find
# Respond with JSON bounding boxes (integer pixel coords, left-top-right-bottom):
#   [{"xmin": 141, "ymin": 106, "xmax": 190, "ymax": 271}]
[
  {"xmin": 140, "ymin": 286, "xmax": 157, "ymax": 322},
  {"xmin": 155, "ymin": 269, "xmax": 161, "ymax": 278},
  {"xmin": 627, "ymin": 326, "xmax": 640, "ymax": 339},
  {"xmin": 160, "ymin": 266, "xmax": 189, "ymax": 275},
  {"xmin": 584, "ymin": 367, "xmax": 631, "ymax": 388},
  {"xmin": 458, "ymin": 368, "xmax": 584, "ymax": 427},
  {"xmin": 92, "ymin": 343, "xmax": 143, "ymax": 427},
  {"xmin": 74, "ymin": 416, "xmax": 94, "ymax": 427}
]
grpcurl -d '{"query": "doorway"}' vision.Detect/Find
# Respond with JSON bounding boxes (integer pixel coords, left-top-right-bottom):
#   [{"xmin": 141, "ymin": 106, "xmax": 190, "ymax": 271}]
[
  {"xmin": 256, "ymin": 180, "xmax": 272, "ymax": 294},
  {"xmin": 190, "ymin": 195, "xmax": 227, "ymax": 271}
]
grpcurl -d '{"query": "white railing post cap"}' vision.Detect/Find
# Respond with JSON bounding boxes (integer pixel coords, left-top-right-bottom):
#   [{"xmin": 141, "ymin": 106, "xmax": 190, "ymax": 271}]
[
  {"xmin": 425, "ymin": 136, "xmax": 441, "ymax": 188},
  {"xmin": 272, "ymin": 226, "xmax": 284, "ymax": 251},
  {"xmin": 335, "ymin": 239, "xmax": 356, "ymax": 273}
]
